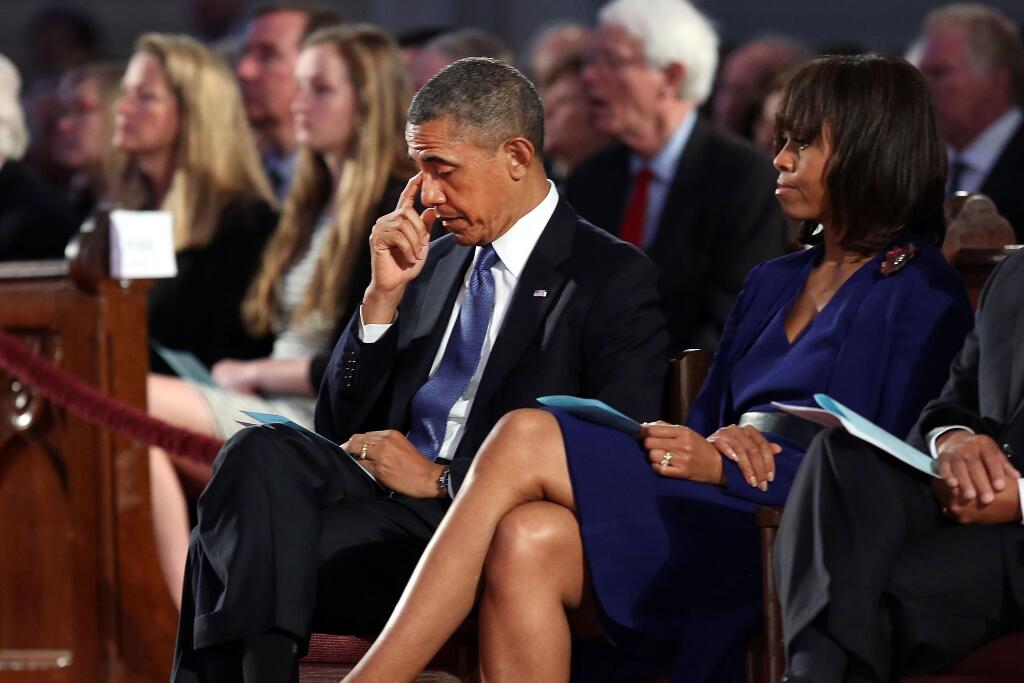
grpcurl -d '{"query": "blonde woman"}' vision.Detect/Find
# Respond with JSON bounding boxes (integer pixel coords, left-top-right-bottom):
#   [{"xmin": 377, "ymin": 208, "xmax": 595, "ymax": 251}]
[
  {"xmin": 53, "ymin": 61, "xmax": 125, "ymax": 224},
  {"xmin": 148, "ymin": 24, "xmax": 415, "ymax": 607},
  {"xmin": 111, "ymin": 33, "xmax": 278, "ymax": 370}
]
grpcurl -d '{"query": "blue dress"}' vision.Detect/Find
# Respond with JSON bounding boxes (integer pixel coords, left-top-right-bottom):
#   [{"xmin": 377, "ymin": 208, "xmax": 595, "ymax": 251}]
[{"xmin": 555, "ymin": 238, "xmax": 974, "ymax": 682}]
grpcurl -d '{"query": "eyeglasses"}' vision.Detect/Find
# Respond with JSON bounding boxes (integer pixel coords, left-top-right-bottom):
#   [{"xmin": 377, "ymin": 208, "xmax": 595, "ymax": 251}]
[{"xmin": 583, "ymin": 49, "xmax": 649, "ymax": 72}]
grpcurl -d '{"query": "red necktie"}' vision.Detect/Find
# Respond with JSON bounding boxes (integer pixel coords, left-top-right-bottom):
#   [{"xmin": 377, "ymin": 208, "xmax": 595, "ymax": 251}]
[{"xmin": 619, "ymin": 167, "xmax": 653, "ymax": 248}]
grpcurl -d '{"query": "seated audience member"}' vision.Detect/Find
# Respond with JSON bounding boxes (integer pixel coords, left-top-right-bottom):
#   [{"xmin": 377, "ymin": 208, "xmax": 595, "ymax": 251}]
[
  {"xmin": 110, "ymin": 33, "xmax": 277, "ymax": 369},
  {"xmin": 344, "ymin": 53, "xmax": 974, "ymax": 683},
  {"xmin": 917, "ymin": 3, "xmax": 1024, "ymax": 240},
  {"xmin": 775, "ymin": 231, "xmax": 1024, "ymax": 683},
  {"xmin": 170, "ymin": 57, "xmax": 669, "ymax": 682},
  {"xmin": 0, "ymin": 52, "xmax": 76, "ymax": 260},
  {"xmin": 235, "ymin": 3, "xmax": 344, "ymax": 200},
  {"xmin": 409, "ymin": 28, "xmax": 514, "ymax": 90},
  {"xmin": 53, "ymin": 62, "xmax": 124, "ymax": 224},
  {"xmin": 524, "ymin": 21, "xmax": 593, "ymax": 88},
  {"xmin": 752, "ymin": 66, "xmax": 797, "ymax": 156},
  {"xmin": 146, "ymin": 24, "xmax": 416, "ymax": 606},
  {"xmin": 711, "ymin": 37, "xmax": 808, "ymax": 139},
  {"xmin": 566, "ymin": 0, "xmax": 787, "ymax": 353},
  {"xmin": 942, "ymin": 193, "xmax": 1017, "ymax": 261},
  {"xmin": 542, "ymin": 53, "xmax": 611, "ymax": 184}
]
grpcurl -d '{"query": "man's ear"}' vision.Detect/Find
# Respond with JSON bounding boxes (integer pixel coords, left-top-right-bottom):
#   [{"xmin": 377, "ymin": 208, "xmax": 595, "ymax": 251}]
[
  {"xmin": 662, "ymin": 61, "xmax": 687, "ymax": 99},
  {"xmin": 504, "ymin": 137, "xmax": 535, "ymax": 180}
]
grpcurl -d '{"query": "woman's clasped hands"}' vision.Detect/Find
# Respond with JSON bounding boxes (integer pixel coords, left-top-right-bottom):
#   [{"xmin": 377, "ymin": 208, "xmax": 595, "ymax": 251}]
[{"xmin": 639, "ymin": 422, "xmax": 780, "ymax": 491}]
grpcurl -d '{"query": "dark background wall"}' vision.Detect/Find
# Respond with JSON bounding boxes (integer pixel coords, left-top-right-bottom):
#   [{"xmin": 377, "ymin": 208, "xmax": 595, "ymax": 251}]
[{"xmin": 4, "ymin": 0, "xmax": 1024, "ymax": 83}]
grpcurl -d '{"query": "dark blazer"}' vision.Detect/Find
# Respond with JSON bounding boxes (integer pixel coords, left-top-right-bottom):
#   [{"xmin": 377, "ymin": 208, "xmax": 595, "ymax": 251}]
[
  {"xmin": 148, "ymin": 194, "xmax": 277, "ymax": 370},
  {"xmin": 979, "ymin": 119, "xmax": 1024, "ymax": 242},
  {"xmin": 0, "ymin": 160, "xmax": 77, "ymax": 260},
  {"xmin": 564, "ymin": 118, "xmax": 788, "ymax": 353},
  {"xmin": 315, "ymin": 196, "xmax": 670, "ymax": 492},
  {"xmin": 912, "ymin": 246, "xmax": 1024, "ymax": 608}
]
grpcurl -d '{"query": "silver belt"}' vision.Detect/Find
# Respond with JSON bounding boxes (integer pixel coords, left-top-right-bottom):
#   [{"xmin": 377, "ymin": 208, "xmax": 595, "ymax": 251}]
[{"xmin": 737, "ymin": 411, "xmax": 824, "ymax": 451}]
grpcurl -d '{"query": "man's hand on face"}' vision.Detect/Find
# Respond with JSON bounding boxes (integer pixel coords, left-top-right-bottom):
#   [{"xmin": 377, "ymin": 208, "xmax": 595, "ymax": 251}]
[
  {"xmin": 934, "ymin": 430, "xmax": 1020, "ymax": 504},
  {"xmin": 342, "ymin": 430, "xmax": 447, "ymax": 498},
  {"xmin": 362, "ymin": 172, "xmax": 436, "ymax": 323}
]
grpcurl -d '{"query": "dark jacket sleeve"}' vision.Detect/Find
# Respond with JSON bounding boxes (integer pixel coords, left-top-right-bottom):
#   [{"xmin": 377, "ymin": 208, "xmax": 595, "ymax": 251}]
[{"xmin": 909, "ymin": 253, "xmax": 1019, "ymax": 447}]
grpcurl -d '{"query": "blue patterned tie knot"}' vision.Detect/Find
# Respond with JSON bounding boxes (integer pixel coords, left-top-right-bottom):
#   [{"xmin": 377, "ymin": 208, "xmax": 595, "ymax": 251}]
[{"xmin": 407, "ymin": 245, "xmax": 500, "ymax": 461}]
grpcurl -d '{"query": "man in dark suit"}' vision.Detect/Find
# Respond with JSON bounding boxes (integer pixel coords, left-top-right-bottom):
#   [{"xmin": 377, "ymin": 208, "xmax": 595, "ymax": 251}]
[
  {"xmin": 918, "ymin": 4, "xmax": 1024, "ymax": 241},
  {"xmin": 775, "ymin": 248, "xmax": 1024, "ymax": 682},
  {"xmin": 171, "ymin": 57, "xmax": 669, "ymax": 682},
  {"xmin": 565, "ymin": 0, "xmax": 787, "ymax": 353}
]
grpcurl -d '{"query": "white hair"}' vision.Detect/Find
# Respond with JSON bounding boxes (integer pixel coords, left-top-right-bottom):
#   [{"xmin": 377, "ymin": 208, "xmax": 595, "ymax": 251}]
[
  {"xmin": 0, "ymin": 53, "xmax": 28, "ymax": 160},
  {"xmin": 599, "ymin": 0, "xmax": 719, "ymax": 104}
]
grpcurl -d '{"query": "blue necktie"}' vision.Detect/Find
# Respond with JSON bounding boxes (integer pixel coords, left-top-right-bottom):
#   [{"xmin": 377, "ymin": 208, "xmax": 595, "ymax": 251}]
[{"xmin": 407, "ymin": 246, "xmax": 500, "ymax": 461}]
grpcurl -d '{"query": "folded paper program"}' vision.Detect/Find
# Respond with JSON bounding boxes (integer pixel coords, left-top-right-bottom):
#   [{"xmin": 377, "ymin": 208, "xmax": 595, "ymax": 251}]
[
  {"xmin": 772, "ymin": 394, "xmax": 940, "ymax": 477},
  {"xmin": 536, "ymin": 395, "xmax": 642, "ymax": 435}
]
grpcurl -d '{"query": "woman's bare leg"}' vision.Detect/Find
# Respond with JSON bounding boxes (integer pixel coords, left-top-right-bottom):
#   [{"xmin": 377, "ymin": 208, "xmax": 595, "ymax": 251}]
[
  {"xmin": 344, "ymin": 409, "xmax": 576, "ymax": 683},
  {"xmin": 147, "ymin": 373, "xmax": 216, "ymax": 435},
  {"xmin": 149, "ymin": 446, "xmax": 190, "ymax": 608},
  {"xmin": 146, "ymin": 374, "xmax": 217, "ymax": 608},
  {"xmin": 477, "ymin": 501, "xmax": 601, "ymax": 683}
]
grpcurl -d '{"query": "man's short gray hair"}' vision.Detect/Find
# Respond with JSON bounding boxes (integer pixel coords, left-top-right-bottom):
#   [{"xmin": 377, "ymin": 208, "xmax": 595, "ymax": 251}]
[
  {"xmin": 408, "ymin": 57, "xmax": 544, "ymax": 155},
  {"xmin": 0, "ymin": 53, "xmax": 28, "ymax": 160},
  {"xmin": 599, "ymin": 0, "xmax": 719, "ymax": 104},
  {"xmin": 925, "ymin": 3, "xmax": 1024, "ymax": 103}
]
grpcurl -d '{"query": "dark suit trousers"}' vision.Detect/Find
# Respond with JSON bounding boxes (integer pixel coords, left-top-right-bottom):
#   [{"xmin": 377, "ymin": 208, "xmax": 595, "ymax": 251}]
[
  {"xmin": 774, "ymin": 429, "xmax": 1022, "ymax": 683},
  {"xmin": 171, "ymin": 423, "xmax": 449, "ymax": 682}
]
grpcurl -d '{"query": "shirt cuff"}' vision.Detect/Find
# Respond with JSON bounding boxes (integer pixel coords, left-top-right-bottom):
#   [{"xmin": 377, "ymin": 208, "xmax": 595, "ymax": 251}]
[
  {"xmin": 926, "ymin": 425, "xmax": 975, "ymax": 458},
  {"xmin": 357, "ymin": 305, "xmax": 395, "ymax": 343},
  {"xmin": 1017, "ymin": 477, "xmax": 1024, "ymax": 526}
]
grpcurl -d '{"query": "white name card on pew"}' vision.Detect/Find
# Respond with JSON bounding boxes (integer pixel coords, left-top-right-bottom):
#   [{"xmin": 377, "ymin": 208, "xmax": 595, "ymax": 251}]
[{"xmin": 109, "ymin": 210, "xmax": 178, "ymax": 279}]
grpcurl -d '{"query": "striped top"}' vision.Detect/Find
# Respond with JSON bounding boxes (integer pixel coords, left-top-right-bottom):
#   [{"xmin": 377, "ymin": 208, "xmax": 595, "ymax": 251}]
[{"xmin": 271, "ymin": 213, "xmax": 337, "ymax": 359}]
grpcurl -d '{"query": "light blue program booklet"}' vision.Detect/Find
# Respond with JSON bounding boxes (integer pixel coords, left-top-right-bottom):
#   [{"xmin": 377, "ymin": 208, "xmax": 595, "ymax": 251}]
[
  {"xmin": 771, "ymin": 394, "xmax": 940, "ymax": 478},
  {"xmin": 240, "ymin": 410, "xmax": 384, "ymax": 487},
  {"xmin": 536, "ymin": 395, "xmax": 642, "ymax": 434},
  {"xmin": 151, "ymin": 341, "xmax": 216, "ymax": 387}
]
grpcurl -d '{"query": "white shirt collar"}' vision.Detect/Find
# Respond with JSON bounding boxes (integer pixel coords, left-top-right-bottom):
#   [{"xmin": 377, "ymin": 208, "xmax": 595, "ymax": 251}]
[
  {"xmin": 629, "ymin": 109, "xmax": 698, "ymax": 181},
  {"xmin": 953, "ymin": 107, "xmax": 1022, "ymax": 174},
  {"xmin": 485, "ymin": 180, "xmax": 559, "ymax": 279}
]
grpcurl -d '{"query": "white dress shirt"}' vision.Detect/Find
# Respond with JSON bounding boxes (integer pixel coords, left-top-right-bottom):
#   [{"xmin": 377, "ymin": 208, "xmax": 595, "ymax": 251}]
[
  {"xmin": 927, "ymin": 425, "xmax": 1024, "ymax": 524},
  {"xmin": 627, "ymin": 110, "xmax": 697, "ymax": 248},
  {"xmin": 947, "ymin": 107, "xmax": 1023, "ymax": 194},
  {"xmin": 358, "ymin": 181, "xmax": 560, "ymax": 471}
]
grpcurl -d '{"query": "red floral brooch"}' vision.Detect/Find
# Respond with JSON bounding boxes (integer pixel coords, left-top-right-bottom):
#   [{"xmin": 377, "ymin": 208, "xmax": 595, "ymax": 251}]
[{"xmin": 880, "ymin": 244, "xmax": 917, "ymax": 276}]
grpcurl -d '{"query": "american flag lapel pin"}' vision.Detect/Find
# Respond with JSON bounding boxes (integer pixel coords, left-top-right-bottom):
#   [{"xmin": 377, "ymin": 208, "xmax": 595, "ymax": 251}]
[{"xmin": 533, "ymin": 289, "xmax": 548, "ymax": 298}]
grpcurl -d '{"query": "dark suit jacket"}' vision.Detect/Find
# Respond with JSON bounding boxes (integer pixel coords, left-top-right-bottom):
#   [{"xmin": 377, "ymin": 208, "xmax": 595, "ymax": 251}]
[
  {"xmin": 0, "ymin": 160, "xmax": 77, "ymax": 260},
  {"xmin": 979, "ymin": 119, "xmax": 1024, "ymax": 242},
  {"xmin": 564, "ymin": 118, "xmax": 787, "ymax": 353},
  {"xmin": 912, "ymin": 246, "xmax": 1024, "ymax": 610},
  {"xmin": 315, "ymin": 197, "xmax": 670, "ymax": 493}
]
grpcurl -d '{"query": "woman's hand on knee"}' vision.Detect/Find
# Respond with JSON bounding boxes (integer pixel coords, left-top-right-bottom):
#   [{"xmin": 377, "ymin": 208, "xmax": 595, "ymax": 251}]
[
  {"xmin": 639, "ymin": 423, "xmax": 725, "ymax": 484},
  {"xmin": 707, "ymin": 425, "xmax": 780, "ymax": 491}
]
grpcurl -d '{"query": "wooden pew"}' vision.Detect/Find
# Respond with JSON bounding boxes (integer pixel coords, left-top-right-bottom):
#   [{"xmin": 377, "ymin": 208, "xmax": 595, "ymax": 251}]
[{"xmin": 0, "ymin": 259, "xmax": 177, "ymax": 681}]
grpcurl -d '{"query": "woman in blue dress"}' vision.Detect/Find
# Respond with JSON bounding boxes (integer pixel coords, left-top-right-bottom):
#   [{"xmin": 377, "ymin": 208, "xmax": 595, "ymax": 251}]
[{"xmin": 344, "ymin": 53, "xmax": 975, "ymax": 683}]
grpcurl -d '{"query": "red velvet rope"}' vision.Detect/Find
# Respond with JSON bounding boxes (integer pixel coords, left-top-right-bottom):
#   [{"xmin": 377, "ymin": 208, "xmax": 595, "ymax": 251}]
[{"xmin": 0, "ymin": 327, "xmax": 224, "ymax": 464}]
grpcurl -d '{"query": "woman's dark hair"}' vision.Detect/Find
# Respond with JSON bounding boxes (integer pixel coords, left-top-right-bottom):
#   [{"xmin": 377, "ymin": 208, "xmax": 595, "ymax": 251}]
[{"xmin": 775, "ymin": 52, "xmax": 947, "ymax": 251}]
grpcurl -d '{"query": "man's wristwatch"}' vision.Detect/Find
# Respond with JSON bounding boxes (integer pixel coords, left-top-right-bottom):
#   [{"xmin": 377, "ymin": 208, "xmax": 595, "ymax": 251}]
[{"xmin": 437, "ymin": 466, "xmax": 451, "ymax": 497}]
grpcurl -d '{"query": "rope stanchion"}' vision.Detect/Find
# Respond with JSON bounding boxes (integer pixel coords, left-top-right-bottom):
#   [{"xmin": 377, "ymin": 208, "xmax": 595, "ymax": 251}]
[{"xmin": 0, "ymin": 327, "xmax": 224, "ymax": 464}]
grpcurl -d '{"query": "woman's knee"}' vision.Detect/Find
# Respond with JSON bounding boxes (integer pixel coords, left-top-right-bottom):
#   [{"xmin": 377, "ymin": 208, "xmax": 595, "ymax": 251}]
[
  {"xmin": 484, "ymin": 502, "xmax": 581, "ymax": 596},
  {"xmin": 473, "ymin": 409, "xmax": 562, "ymax": 475}
]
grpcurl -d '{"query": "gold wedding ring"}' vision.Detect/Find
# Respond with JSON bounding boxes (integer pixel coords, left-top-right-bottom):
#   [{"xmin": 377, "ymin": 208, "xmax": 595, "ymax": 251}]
[
  {"xmin": 360, "ymin": 443, "xmax": 369, "ymax": 460},
  {"xmin": 660, "ymin": 452, "xmax": 673, "ymax": 467}
]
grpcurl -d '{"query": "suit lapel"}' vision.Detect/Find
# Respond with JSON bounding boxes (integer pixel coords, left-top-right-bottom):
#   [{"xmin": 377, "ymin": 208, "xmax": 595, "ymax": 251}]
[
  {"xmin": 646, "ymin": 119, "xmax": 710, "ymax": 265},
  {"xmin": 1004, "ymin": 288, "xmax": 1024, "ymax": 425},
  {"xmin": 389, "ymin": 243, "xmax": 473, "ymax": 424},
  {"xmin": 466, "ymin": 200, "xmax": 574, "ymax": 422}
]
